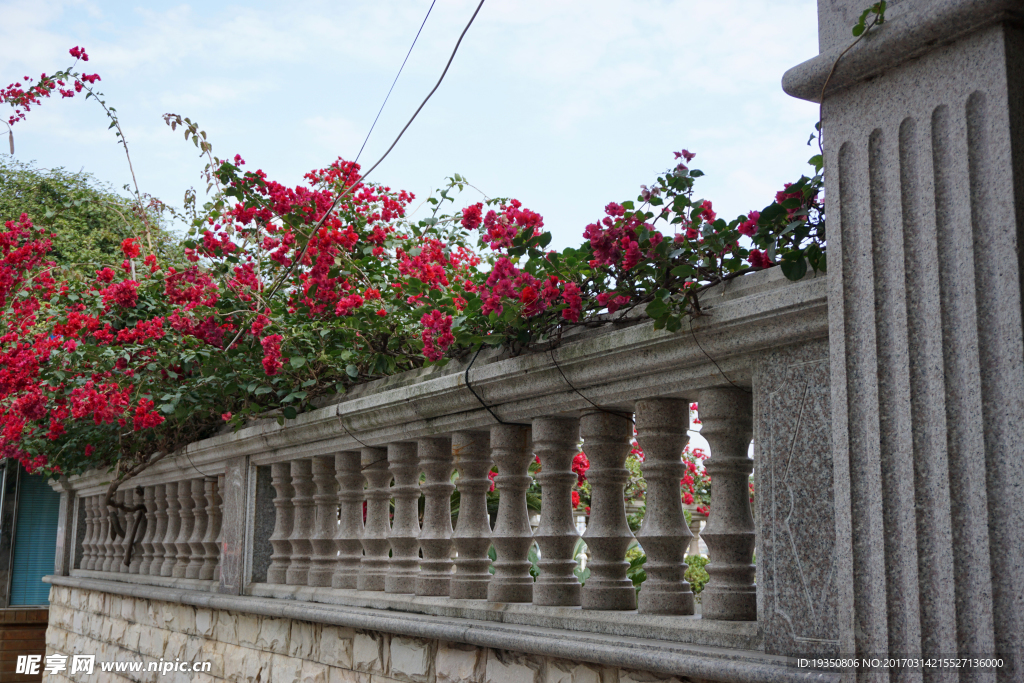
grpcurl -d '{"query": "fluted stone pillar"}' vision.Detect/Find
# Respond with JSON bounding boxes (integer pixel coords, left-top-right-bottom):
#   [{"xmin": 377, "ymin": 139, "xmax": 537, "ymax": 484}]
[
  {"xmin": 201, "ymin": 477, "xmax": 220, "ymax": 581},
  {"xmin": 451, "ymin": 431, "xmax": 493, "ymax": 600},
  {"xmin": 173, "ymin": 480, "xmax": 196, "ymax": 578},
  {"xmin": 359, "ymin": 447, "xmax": 391, "ymax": 591},
  {"xmin": 699, "ymin": 388, "xmax": 755, "ymax": 620},
  {"xmin": 386, "ymin": 442, "xmax": 420, "ymax": 594},
  {"xmin": 532, "ymin": 416, "xmax": 582, "ymax": 607},
  {"xmin": 634, "ymin": 398, "xmax": 695, "ymax": 615},
  {"xmin": 487, "ymin": 424, "xmax": 534, "ymax": 604},
  {"xmin": 150, "ymin": 485, "xmax": 168, "ymax": 576},
  {"xmin": 139, "ymin": 486, "xmax": 157, "ymax": 575},
  {"xmin": 308, "ymin": 456, "xmax": 339, "ymax": 587},
  {"xmin": 160, "ymin": 482, "xmax": 180, "ymax": 577},
  {"xmin": 580, "ymin": 411, "xmax": 636, "ymax": 610},
  {"xmin": 186, "ymin": 479, "xmax": 208, "ymax": 579},
  {"xmin": 781, "ymin": 0, "xmax": 1024, "ymax": 668},
  {"xmin": 332, "ymin": 450, "xmax": 363, "ymax": 589},
  {"xmin": 416, "ymin": 436, "xmax": 454, "ymax": 596},
  {"xmin": 285, "ymin": 460, "xmax": 315, "ymax": 585},
  {"xmin": 267, "ymin": 462, "xmax": 294, "ymax": 584}
]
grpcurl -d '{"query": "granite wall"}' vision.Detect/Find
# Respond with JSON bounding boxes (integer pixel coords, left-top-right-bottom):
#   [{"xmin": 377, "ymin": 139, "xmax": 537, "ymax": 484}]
[{"xmin": 42, "ymin": 586, "xmax": 706, "ymax": 683}]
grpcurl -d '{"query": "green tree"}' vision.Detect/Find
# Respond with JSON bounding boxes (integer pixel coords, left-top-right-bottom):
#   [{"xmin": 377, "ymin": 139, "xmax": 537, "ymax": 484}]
[{"xmin": 0, "ymin": 157, "xmax": 182, "ymax": 274}]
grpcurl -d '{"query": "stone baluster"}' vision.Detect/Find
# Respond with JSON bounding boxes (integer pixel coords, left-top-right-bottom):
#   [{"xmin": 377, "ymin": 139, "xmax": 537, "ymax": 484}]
[
  {"xmin": 160, "ymin": 482, "xmax": 180, "ymax": 577},
  {"xmin": 173, "ymin": 479, "xmax": 196, "ymax": 578},
  {"xmin": 580, "ymin": 411, "xmax": 636, "ymax": 610},
  {"xmin": 386, "ymin": 442, "xmax": 420, "ymax": 594},
  {"xmin": 416, "ymin": 436, "xmax": 454, "ymax": 596},
  {"xmin": 532, "ymin": 416, "xmax": 582, "ymax": 606},
  {"xmin": 699, "ymin": 388, "xmax": 755, "ymax": 620},
  {"xmin": 308, "ymin": 456, "xmax": 339, "ymax": 587},
  {"xmin": 286, "ymin": 460, "xmax": 315, "ymax": 585},
  {"xmin": 139, "ymin": 486, "xmax": 157, "ymax": 575},
  {"xmin": 80, "ymin": 496, "xmax": 96, "ymax": 570},
  {"xmin": 451, "ymin": 431, "xmax": 492, "ymax": 599},
  {"xmin": 267, "ymin": 462, "xmax": 295, "ymax": 584},
  {"xmin": 214, "ymin": 474, "xmax": 225, "ymax": 581},
  {"xmin": 115, "ymin": 489, "xmax": 129, "ymax": 572},
  {"xmin": 487, "ymin": 424, "xmax": 534, "ymax": 603},
  {"xmin": 332, "ymin": 451, "xmax": 363, "ymax": 589},
  {"xmin": 201, "ymin": 477, "xmax": 220, "ymax": 581},
  {"xmin": 128, "ymin": 488, "xmax": 145, "ymax": 574},
  {"xmin": 634, "ymin": 398, "xmax": 695, "ymax": 615},
  {"xmin": 688, "ymin": 517, "xmax": 703, "ymax": 556},
  {"xmin": 186, "ymin": 478, "xmax": 208, "ymax": 579},
  {"xmin": 98, "ymin": 497, "xmax": 113, "ymax": 572},
  {"xmin": 150, "ymin": 485, "xmax": 168, "ymax": 576},
  {"xmin": 359, "ymin": 447, "xmax": 391, "ymax": 591}
]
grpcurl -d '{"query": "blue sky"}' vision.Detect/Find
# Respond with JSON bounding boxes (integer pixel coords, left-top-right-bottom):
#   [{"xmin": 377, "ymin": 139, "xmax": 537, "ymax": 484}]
[{"xmin": 1, "ymin": 0, "xmax": 821, "ymax": 250}]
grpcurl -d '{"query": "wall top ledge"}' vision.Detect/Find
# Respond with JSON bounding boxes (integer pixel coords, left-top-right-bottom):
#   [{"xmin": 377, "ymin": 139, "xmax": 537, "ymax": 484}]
[
  {"xmin": 782, "ymin": 0, "xmax": 1024, "ymax": 102},
  {"xmin": 45, "ymin": 575, "xmax": 841, "ymax": 683}
]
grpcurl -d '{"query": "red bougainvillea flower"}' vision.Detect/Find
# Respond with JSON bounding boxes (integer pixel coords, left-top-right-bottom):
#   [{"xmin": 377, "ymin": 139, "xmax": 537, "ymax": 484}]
[
  {"xmin": 121, "ymin": 237, "xmax": 141, "ymax": 258},
  {"xmin": 260, "ymin": 335, "xmax": 283, "ymax": 376}
]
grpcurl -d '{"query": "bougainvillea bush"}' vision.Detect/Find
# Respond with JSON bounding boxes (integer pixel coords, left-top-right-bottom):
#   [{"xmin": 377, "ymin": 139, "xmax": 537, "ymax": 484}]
[{"xmin": 0, "ymin": 48, "xmax": 824, "ymax": 492}]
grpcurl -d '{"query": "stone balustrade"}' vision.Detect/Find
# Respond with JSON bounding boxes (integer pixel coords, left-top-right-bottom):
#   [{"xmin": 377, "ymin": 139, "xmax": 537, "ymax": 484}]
[{"xmin": 55, "ymin": 267, "xmax": 831, "ymax": 678}]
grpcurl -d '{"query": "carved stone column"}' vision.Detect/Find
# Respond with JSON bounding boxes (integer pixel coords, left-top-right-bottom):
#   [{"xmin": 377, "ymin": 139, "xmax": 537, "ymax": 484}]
[
  {"xmin": 201, "ymin": 477, "xmax": 220, "ymax": 581},
  {"xmin": 138, "ymin": 486, "xmax": 157, "ymax": 575},
  {"xmin": 267, "ymin": 462, "xmax": 294, "ymax": 584},
  {"xmin": 699, "ymin": 388, "xmax": 755, "ymax": 620},
  {"xmin": 214, "ymin": 474, "xmax": 225, "ymax": 582},
  {"xmin": 580, "ymin": 411, "xmax": 636, "ymax": 610},
  {"xmin": 532, "ymin": 416, "xmax": 582, "ymax": 606},
  {"xmin": 332, "ymin": 450, "xmax": 363, "ymax": 589},
  {"xmin": 81, "ymin": 496, "xmax": 97, "ymax": 570},
  {"xmin": 115, "ymin": 489, "xmax": 129, "ymax": 573},
  {"xmin": 634, "ymin": 398, "xmax": 695, "ymax": 615},
  {"xmin": 173, "ymin": 479, "xmax": 196, "ymax": 578},
  {"xmin": 150, "ymin": 484, "xmax": 168, "ymax": 576},
  {"xmin": 285, "ymin": 459, "xmax": 315, "ymax": 585},
  {"xmin": 416, "ymin": 436, "xmax": 454, "ymax": 596},
  {"xmin": 160, "ymin": 482, "xmax": 180, "ymax": 577},
  {"xmin": 487, "ymin": 424, "xmax": 534, "ymax": 603},
  {"xmin": 386, "ymin": 442, "xmax": 420, "ymax": 594},
  {"xmin": 97, "ymin": 496, "xmax": 112, "ymax": 572},
  {"xmin": 359, "ymin": 447, "xmax": 391, "ymax": 591},
  {"xmin": 451, "ymin": 431, "xmax": 492, "ymax": 600},
  {"xmin": 126, "ymin": 488, "xmax": 145, "ymax": 574},
  {"xmin": 186, "ymin": 478, "xmax": 208, "ymax": 579},
  {"xmin": 308, "ymin": 456, "xmax": 339, "ymax": 587}
]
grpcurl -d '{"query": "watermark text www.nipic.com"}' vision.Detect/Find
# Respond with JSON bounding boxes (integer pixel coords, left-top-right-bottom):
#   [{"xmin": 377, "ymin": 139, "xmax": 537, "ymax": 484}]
[{"xmin": 17, "ymin": 654, "xmax": 214, "ymax": 676}]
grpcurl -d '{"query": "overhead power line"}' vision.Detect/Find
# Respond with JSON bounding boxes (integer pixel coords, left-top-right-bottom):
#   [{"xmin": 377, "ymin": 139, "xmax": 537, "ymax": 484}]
[{"xmin": 355, "ymin": 0, "xmax": 438, "ymax": 164}]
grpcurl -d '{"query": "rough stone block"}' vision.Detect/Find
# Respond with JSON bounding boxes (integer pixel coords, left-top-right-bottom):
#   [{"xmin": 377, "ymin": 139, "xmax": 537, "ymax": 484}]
[
  {"xmin": 257, "ymin": 616, "xmax": 291, "ymax": 654},
  {"xmin": 329, "ymin": 667, "xmax": 372, "ymax": 683},
  {"xmin": 212, "ymin": 610, "xmax": 238, "ymax": 644},
  {"xmin": 619, "ymin": 671, "xmax": 686, "ymax": 683},
  {"xmin": 289, "ymin": 620, "xmax": 320, "ymax": 660},
  {"xmin": 388, "ymin": 636, "xmax": 431, "ymax": 682},
  {"xmin": 484, "ymin": 650, "xmax": 540, "ymax": 683},
  {"xmin": 273, "ymin": 653, "xmax": 305, "ymax": 681},
  {"xmin": 164, "ymin": 631, "xmax": 189, "ymax": 660},
  {"xmin": 120, "ymin": 596, "xmax": 135, "ymax": 622},
  {"xmin": 353, "ymin": 632, "xmax": 386, "ymax": 673},
  {"xmin": 545, "ymin": 660, "xmax": 601, "ymax": 683},
  {"xmin": 299, "ymin": 658, "xmax": 330, "ymax": 683},
  {"xmin": 194, "ymin": 607, "xmax": 215, "ymax": 637},
  {"xmin": 236, "ymin": 613, "xmax": 260, "ymax": 648},
  {"xmin": 436, "ymin": 642, "xmax": 482, "ymax": 683},
  {"xmin": 318, "ymin": 625, "xmax": 355, "ymax": 668}
]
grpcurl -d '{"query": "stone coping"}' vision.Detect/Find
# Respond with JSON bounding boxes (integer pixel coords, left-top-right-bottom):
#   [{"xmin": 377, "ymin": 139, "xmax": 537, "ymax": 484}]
[
  {"xmin": 782, "ymin": 0, "xmax": 1024, "ymax": 102},
  {"xmin": 64, "ymin": 267, "xmax": 827, "ymax": 495},
  {"xmin": 45, "ymin": 575, "xmax": 840, "ymax": 683}
]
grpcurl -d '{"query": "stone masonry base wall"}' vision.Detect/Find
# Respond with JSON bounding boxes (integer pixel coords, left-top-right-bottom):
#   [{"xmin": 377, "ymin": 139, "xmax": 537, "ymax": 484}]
[{"xmin": 42, "ymin": 587, "xmax": 704, "ymax": 683}]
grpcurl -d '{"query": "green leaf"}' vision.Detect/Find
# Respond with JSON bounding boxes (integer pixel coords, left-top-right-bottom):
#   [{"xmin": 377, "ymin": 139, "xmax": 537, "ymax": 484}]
[
  {"xmin": 780, "ymin": 251, "xmax": 808, "ymax": 281},
  {"xmin": 282, "ymin": 406, "xmax": 298, "ymax": 420},
  {"xmin": 346, "ymin": 364, "xmax": 359, "ymax": 378},
  {"xmin": 290, "ymin": 356, "xmax": 306, "ymax": 369},
  {"xmin": 254, "ymin": 386, "xmax": 272, "ymax": 395}
]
